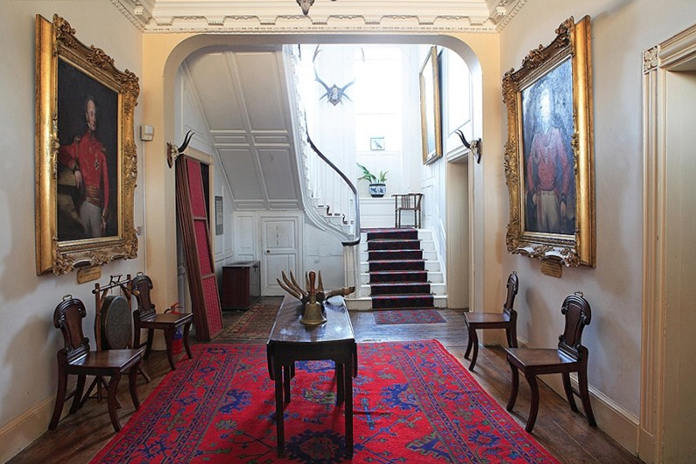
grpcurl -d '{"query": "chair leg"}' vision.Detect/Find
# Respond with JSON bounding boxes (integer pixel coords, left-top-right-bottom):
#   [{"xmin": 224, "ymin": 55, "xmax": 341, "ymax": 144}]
[
  {"xmin": 464, "ymin": 324, "xmax": 474, "ymax": 359},
  {"xmin": 164, "ymin": 328, "xmax": 176, "ymax": 370},
  {"xmin": 144, "ymin": 329, "xmax": 155, "ymax": 359},
  {"xmin": 506, "ymin": 325, "xmax": 518, "ymax": 348},
  {"xmin": 49, "ymin": 371, "xmax": 68, "ymax": 430},
  {"xmin": 562, "ymin": 372, "xmax": 578, "ymax": 412},
  {"xmin": 129, "ymin": 365, "xmax": 141, "ymax": 410},
  {"xmin": 524, "ymin": 374, "xmax": 540, "ymax": 433},
  {"xmin": 106, "ymin": 373, "xmax": 122, "ymax": 432},
  {"xmin": 506, "ymin": 361, "xmax": 519, "ymax": 412},
  {"xmin": 183, "ymin": 322, "xmax": 193, "ymax": 359},
  {"xmin": 578, "ymin": 368, "xmax": 597, "ymax": 426},
  {"xmin": 467, "ymin": 327, "xmax": 480, "ymax": 371},
  {"xmin": 69, "ymin": 375, "xmax": 86, "ymax": 414}
]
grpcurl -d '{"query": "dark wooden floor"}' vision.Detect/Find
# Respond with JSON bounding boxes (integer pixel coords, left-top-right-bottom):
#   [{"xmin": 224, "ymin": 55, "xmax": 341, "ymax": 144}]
[{"xmin": 9, "ymin": 298, "xmax": 644, "ymax": 464}]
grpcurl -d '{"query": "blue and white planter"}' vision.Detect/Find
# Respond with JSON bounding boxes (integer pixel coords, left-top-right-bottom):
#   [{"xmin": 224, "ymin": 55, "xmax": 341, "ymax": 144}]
[{"xmin": 369, "ymin": 183, "xmax": 387, "ymax": 198}]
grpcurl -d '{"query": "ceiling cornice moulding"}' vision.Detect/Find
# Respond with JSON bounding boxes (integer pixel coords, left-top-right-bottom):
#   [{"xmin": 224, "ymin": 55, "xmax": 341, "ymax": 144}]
[{"xmin": 110, "ymin": 0, "xmax": 524, "ymax": 33}]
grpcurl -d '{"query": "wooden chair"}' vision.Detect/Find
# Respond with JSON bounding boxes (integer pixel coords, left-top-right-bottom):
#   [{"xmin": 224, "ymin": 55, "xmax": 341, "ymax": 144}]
[
  {"xmin": 129, "ymin": 273, "xmax": 193, "ymax": 370},
  {"xmin": 504, "ymin": 292, "xmax": 597, "ymax": 433},
  {"xmin": 49, "ymin": 296, "xmax": 142, "ymax": 433},
  {"xmin": 393, "ymin": 193, "xmax": 423, "ymax": 228},
  {"xmin": 464, "ymin": 270, "xmax": 519, "ymax": 371}
]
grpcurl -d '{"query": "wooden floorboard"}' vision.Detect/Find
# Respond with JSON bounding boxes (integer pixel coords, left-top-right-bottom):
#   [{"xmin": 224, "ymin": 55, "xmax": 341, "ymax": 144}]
[{"xmin": 8, "ymin": 300, "xmax": 644, "ymax": 464}]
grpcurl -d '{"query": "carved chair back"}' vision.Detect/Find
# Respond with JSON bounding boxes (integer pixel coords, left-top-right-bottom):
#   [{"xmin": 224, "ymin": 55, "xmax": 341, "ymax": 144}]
[
  {"xmin": 131, "ymin": 274, "xmax": 157, "ymax": 321},
  {"xmin": 503, "ymin": 271, "xmax": 519, "ymax": 319},
  {"xmin": 53, "ymin": 297, "xmax": 90, "ymax": 364},
  {"xmin": 558, "ymin": 292, "xmax": 592, "ymax": 361}
]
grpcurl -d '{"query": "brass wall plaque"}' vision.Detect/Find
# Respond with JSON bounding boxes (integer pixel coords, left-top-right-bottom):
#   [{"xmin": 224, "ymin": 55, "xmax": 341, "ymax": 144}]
[
  {"xmin": 77, "ymin": 266, "xmax": 102, "ymax": 284},
  {"xmin": 540, "ymin": 261, "xmax": 563, "ymax": 278}
]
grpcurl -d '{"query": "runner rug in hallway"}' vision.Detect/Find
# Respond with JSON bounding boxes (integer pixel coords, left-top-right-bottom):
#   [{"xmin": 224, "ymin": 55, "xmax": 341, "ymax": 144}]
[
  {"xmin": 89, "ymin": 341, "xmax": 560, "ymax": 464},
  {"xmin": 220, "ymin": 297, "xmax": 282, "ymax": 339}
]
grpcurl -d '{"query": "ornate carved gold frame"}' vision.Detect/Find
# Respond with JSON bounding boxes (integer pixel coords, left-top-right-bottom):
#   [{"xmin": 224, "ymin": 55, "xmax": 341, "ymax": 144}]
[
  {"xmin": 420, "ymin": 46, "xmax": 443, "ymax": 165},
  {"xmin": 502, "ymin": 16, "xmax": 595, "ymax": 267},
  {"xmin": 35, "ymin": 14, "xmax": 139, "ymax": 275}
]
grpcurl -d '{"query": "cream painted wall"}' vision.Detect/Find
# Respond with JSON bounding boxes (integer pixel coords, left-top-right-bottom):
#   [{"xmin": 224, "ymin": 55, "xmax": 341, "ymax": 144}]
[
  {"xmin": 500, "ymin": 0, "xmax": 696, "ymax": 454},
  {"xmin": 0, "ymin": 1, "xmax": 144, "ymax": 461}
]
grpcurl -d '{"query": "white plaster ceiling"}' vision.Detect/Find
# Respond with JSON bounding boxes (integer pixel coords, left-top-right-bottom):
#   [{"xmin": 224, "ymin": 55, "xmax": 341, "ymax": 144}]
[
  {"xmin": 110, "ymin": 0, "xmax": 526, "ymax": 32},
  {"xmin": 183, "ymin": 47, "xmax": 302, "ymax": 210}
]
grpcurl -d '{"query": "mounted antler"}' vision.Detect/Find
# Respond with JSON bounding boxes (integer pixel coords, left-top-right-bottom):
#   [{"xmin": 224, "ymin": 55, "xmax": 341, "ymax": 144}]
[
  {"xmin": 312, "ymin": 45, "xmax": 364, "ymax": 106},
  {"xmin": 166, "ymin": 130, "xmax": 194, "ymax": 168},
  {"xmin": 455, "ymin": 129, "xmax": 482, "ymax": 164},
  {"xmin": 277, "ymin": 270, "xmax": 354, "ymax": 305}
]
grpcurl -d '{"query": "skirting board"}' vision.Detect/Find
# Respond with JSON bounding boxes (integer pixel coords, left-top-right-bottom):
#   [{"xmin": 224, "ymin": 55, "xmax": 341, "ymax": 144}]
[{"xmin": 0, "ymin": 394, "xmax": 56, "ymax": 464}]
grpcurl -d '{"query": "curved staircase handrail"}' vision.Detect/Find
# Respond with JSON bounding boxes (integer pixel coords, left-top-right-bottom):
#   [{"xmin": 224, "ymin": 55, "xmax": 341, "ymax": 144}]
[{"xmin": 306, "ymin": 130, "xmax": 361, "ymax": 247}]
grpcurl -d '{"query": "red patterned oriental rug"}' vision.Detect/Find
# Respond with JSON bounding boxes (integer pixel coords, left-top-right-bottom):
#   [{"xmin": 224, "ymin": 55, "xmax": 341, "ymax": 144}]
[
  {"xmin": 89, "ymin": 341, "xmax": 560, "ymax": 464},
  {"xmin": 221, "ymin": 297, "xmax": 282, "ymax": 339},
  {"xmin": 374, "ymin": 309, "xmax": 446, "ymax": 325}
]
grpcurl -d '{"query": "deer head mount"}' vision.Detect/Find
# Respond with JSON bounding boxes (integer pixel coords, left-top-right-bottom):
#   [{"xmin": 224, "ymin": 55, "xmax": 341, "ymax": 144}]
[
  {"xmin": 166, "ymin": 130, "xmax": 194, "ymax": 168},
  {"xmin": 312, "ymin": 45, "xmax": 364, "ymax": 106}
]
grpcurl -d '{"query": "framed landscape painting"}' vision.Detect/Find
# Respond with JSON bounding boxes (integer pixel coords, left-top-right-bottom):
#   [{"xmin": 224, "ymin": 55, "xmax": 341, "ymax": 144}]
[
  {"xmin": 502, "ymin": 16, "xmax": 595, "ymax": 267},
  {"xmin": 35, "ymin": 14, "xmax": 139, "ymax": 275}
]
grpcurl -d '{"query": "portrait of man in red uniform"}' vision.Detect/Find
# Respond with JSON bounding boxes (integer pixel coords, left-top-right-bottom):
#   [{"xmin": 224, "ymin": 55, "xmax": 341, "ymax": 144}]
[
  {"xmin": 522, "ymin": 59, "xmax": 575, "ymax": 235},
  {"xmin": 55, "ymin": 56, "xmax": 120, "ymax": 242},
  {"xmin": 58, "ymin": 96, "xmax": 110, "ymax": 239}
]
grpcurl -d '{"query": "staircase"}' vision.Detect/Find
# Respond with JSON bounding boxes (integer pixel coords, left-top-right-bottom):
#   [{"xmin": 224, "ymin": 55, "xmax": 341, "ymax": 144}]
[{"xmin": 347, "ymin": 228, "xmax": 447, "ymax": 310}]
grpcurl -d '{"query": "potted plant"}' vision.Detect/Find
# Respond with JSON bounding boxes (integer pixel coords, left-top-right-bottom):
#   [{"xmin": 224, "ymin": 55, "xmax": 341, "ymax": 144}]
[{"xmin": 357, "ymin": 163, "xmax": 388, "ymax": 198}]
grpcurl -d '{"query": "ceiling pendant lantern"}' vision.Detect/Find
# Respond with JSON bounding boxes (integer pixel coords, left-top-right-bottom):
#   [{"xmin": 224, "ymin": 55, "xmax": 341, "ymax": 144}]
[
  {"xmin": 297, "ymin": 0, "xmax": 314, "ymax": 15},
  {"xmin": 296, "ymin": 0, "xmax": 337, "ymax": 16}
]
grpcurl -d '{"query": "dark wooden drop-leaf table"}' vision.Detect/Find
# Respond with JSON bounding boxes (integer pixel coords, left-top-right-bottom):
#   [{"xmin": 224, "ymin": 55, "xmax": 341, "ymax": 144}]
[{"xmin": 266, "ymin": 295, "xmax": 357, "ymax": 457}]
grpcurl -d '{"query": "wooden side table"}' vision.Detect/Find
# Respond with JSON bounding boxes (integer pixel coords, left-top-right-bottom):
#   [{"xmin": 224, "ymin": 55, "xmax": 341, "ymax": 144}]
[{"xmin": 266, "ymin": 295, "xmax": 357, "ymax": 457}]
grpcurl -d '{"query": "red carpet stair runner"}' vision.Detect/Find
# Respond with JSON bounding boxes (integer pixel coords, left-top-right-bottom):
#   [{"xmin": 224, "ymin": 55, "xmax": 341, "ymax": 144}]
[{"xmin": 366, "ymin": 228, "xmax": 435, "ymax": 309}]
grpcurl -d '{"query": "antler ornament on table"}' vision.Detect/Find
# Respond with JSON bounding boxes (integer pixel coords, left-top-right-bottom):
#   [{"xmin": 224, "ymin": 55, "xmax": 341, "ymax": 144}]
[{"xmin": 277, "ymin": 270, "xmax": 355, "ymax": 326}]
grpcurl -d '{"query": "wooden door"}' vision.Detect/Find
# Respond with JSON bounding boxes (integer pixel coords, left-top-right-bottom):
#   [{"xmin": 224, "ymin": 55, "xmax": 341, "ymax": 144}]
[
  {"xmin": 176, "ymin": 155, "xmax": 223, "ymax": 341},
  {"xmin": 260, "ymin": 214, "xmax": 302, "ymax": 295}
]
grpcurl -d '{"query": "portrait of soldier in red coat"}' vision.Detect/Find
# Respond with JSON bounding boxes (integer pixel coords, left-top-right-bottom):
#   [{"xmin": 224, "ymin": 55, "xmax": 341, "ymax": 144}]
[
  {"xmin": 522, "ymin": 60, "xmax": 576, "ymax": 235},
  {"xmin": 57, "ymin": 90, "xmax": 116, "ymax": 240}
]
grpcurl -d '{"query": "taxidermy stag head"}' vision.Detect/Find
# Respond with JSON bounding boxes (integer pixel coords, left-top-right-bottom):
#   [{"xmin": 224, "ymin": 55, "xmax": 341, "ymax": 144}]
[
  {"xmin": 166, "ymin": 130, "xmax": 194, "ymax": 168},
  {"xmin": 312, "ymin": 45, "xmax": 364, "ymax": 106}
]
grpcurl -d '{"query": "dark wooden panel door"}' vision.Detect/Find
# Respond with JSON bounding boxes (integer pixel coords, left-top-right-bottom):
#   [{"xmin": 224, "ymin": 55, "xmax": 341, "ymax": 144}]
[{"xmin": 176, "ymin": 155, "xmax": 223, "ymax": 341}]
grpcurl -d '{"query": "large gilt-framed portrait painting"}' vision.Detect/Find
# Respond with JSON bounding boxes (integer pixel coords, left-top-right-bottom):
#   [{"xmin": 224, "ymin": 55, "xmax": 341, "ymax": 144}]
[
  {"xmin": 419, "ymin": 46, "xmax": 443, "ymax": 165},
  {"xmin": 503, "ymin": 16, "xmax": 595, "ymax": 267},
  {"xmin": 35, "ymin": 14, "xmax": 139, "ymax": 275}
]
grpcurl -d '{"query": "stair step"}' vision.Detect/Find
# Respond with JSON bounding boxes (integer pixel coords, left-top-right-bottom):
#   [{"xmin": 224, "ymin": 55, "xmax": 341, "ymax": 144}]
[
  {"xmin": 367, "ymin": 239, "xmax": 421, "ymax": 251},
  {"xmin": 367, "ymin": 259, "xmax": 425, "ymax": 272},
  {"xmin": 368, "ymin": 249, "xmax": 423, "ymax": 261},
  {"xmin": 368, "ymin": 270, "xmax": 429, "ymax": 283},
  {"xmin": 369, "ymin": 282, "xmax": 431, "ymax": 295},
  {"xmin": 365, "ymin": 229, "xmax": 419, "ymax": 241},
  {"xmin": 371, "ymin": 294, "xmax": 435, "ymax": 309}
]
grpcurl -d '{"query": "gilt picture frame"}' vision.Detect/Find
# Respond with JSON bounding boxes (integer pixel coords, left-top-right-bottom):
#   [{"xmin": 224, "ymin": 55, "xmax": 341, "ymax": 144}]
[
  {"xmin": 502, "ymin": 16, "xmax": 595, "ymax": 267},
  {"xmin": 419, "ymin": 46, "xmax": 443, "ymax": 165},
  {"xmin": 35, "ymin": 14, "xmax": 139, "ymax": 275}
]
